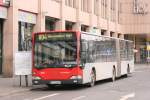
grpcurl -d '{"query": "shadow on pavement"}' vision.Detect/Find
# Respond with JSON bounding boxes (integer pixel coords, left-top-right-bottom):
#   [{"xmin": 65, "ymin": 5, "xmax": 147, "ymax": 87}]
[
  {"xmin": 30, "ymin": 75, "xmax": 129, "ymax": 92},
  {"xmin": 31, "ymin": 84, "xmax": 85, "ymax": 91}
]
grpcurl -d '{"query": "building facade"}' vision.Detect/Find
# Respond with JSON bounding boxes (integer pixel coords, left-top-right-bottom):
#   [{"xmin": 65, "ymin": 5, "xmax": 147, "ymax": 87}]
[
  {"xmin": 0, "ymin": 0, "xmax": 149, "ymax": 77},
  {"xmin": 120, "ymin": 0, "xmax": 150, "ymax": 63}
]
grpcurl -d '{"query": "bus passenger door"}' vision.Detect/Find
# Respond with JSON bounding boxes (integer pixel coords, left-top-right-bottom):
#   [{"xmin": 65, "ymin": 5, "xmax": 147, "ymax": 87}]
[
  {"xmin": 116, "ymin": 40, "xmax": 121, "ymax": 77},
  {"xmin": 80, "ymin": 41, "xmax": 92, "ymax": 84}
]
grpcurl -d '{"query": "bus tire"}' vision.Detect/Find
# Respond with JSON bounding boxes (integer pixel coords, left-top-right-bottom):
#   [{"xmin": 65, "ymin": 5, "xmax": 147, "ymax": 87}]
[
  {"xmin": 87, "ymin": 69, "xmax": 96, "ymax": 87},
  {"xmin": 112, "ymin": 67, "xmax": 116, "ymax": 82}
]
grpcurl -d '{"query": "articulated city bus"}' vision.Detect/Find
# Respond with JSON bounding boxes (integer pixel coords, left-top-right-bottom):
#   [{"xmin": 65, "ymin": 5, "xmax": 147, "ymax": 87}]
[{"xmin": 32, "ymin": 31, "xmax": 134, "ymax": 87}]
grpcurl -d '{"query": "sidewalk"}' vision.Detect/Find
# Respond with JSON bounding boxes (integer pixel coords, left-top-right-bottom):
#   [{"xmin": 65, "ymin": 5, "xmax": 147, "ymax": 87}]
[
  {"xmin": 0, "ymin": 75, "xmax": 32, "ymax": 97},
  {"xmin": 134, "ymin": 64, "xmax": 150, "ymax": 71}
]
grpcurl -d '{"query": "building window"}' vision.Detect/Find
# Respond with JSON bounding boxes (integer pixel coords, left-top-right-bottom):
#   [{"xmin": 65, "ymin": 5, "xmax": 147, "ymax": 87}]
[
  {"xmin": 118, "ymin": 2, "xmax": 122, "ymax": 23},
  {"xmin": 110, "ymin": 32, "xmax": 115, "ymax": 37},
  {"xmin": 104, "ymin": 0, "xmax": 107, "ymax": 19},
  {"xmin": 81, "ymin": 0, "xmax": 84, "ymax": 11},
  {"xmin": 53, "ymin": 0, "xmax": 60, "ymax": 3},
  {"xmin": 81, "ymin": 25, "xmax": 89, "ymax": 32},
  {"xmin": 65, "ymin": 21, "xmax": 75, "ymax": 30},
  {"xmin": 81, "ymin": 0, "xmax": 89, "ymax": 12},
  {"xmin": 101, "ymin": 29, "xmax": 106, "ymax": 35},
  {"xmin": 18, "ymin": 22, "xmax": 33, "ymax": 51},
  {"xmin": 45, "ymin": 17, "xmax": 58, "ymax": 31},
  {"xmin": 65, "ymin": 0, "xmax": 76, "ymax": 8},
  {"xmin": 46, "ymin": 20, "xmax": 55, "ymax": 31},
  {"xmin": 94, "ymin": 0, "xmax": 98, "ymax": 15},
  {"xmin": 118, "ymin": 34, "xmax": 121, "ymax": 38},
  {"xmin": 110, "ymin": 0, "xmax": 116, "ymax": 22},
  {"xmin": 73, "ymin": 0, "xmax": 76, "ymax": 8},
  {"xmin": 101, "ymin": 0, "xmax": 107, "ymax": 19}
]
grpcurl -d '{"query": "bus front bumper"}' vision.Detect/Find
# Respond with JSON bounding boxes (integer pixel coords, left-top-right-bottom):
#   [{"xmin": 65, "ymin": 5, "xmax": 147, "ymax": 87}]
[{"xmin": 32, "ymin": 79, "xmax": 83, "ymax": 85}]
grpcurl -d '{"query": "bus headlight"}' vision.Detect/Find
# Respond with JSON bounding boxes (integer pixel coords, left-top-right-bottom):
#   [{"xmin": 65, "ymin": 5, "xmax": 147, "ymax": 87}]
[
  {"xmin": 32, "ymin": 76, "xmax": 41, "ymax": 80},
  {"xmin": 32, "ymin": 72, "xmax": 36, "ymax": 75},
  {"xmin": 70, "ymin": 75, "xmax": 82, "ymax": 79}
]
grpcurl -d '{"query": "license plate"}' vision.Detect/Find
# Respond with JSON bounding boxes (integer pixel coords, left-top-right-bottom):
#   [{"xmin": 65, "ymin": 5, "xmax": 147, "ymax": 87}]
[{"xmin": 50, "ymin": 81, "xmax": 61, "ymax": 84}]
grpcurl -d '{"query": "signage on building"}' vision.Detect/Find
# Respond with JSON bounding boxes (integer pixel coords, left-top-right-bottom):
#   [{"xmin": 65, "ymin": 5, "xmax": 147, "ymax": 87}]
[
  {"xmin": 14, "ymin": 51, "xmax": 32, "ymax": 75},
  {"xmin": 18, "ymin": 11, "xmax": 36, "ymax": 24},
  {"xmin": 133, "ymin": 0, "xmax": 149, "ymax": 14},
  {"xmin": 0, "ymin": 6, "xmax": 7, "ymax": 19}
]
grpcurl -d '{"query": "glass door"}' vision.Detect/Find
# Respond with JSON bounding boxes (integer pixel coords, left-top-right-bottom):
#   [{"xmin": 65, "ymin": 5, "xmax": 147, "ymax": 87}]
[{"xmin": 140, "ymin": 47, "xmax": 147, "ymax": 63}]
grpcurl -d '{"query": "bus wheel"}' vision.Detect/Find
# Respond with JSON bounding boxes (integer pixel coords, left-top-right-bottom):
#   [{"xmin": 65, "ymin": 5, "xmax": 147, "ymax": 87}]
[
  {"xmin": 88, "ymin": 70, "xmax": 96, "ymax": 87},
  {"xmin": 112, "ymin": 68, "xmax": 116, "ymax": 82}
]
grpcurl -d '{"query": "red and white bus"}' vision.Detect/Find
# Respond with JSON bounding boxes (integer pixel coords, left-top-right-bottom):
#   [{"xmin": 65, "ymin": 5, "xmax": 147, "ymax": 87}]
[{"xmin": 32, "ymin": 31, "xmax": 134, "ymax": 87}]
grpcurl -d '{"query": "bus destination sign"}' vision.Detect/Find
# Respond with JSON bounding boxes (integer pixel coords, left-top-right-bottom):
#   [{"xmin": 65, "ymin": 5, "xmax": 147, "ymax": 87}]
[{"xmin": 35, "ymin": 32, "xmax": 74, "ymax": 41}]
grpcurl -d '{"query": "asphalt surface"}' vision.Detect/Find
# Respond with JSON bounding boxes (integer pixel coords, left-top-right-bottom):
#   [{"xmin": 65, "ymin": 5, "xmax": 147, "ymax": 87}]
[{"xmin": 0, "ymin": 64, "xmax": 150, "ymax": 100}]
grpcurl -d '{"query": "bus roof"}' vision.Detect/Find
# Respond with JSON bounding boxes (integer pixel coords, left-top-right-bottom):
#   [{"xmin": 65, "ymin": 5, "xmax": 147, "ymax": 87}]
[
  {"xmin": 33, "ymin": 30, "xmax": 78, "ymax": 35},
  {"xmin": 81, "ymin": 31, "xmax": 133, "ymax": 42},
  {"xmin": 33, "ymin": 30, "xmax": 133, "ymax": 43}
]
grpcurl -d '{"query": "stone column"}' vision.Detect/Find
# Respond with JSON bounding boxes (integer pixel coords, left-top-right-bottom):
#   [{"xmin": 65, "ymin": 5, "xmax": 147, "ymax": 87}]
[
  {"xmin": 3, "ymin": 0, "xmax": 18, "ymax": 77},
  {"xmin": 88, "ymin": 0, "xmax": 94, "ymax": 32},
  {"xmin": 55, "ymin": 0, "xmax": 65, "ymax": 30},
  {"xmin": 97, "ymin": 0, "xmax": 102, "ymax": 34},
  {"xmin": 119, "ymin": 34, "xmax": 124, "ymax": 39},
  {"xmin": 73, "ymin": 0, "xmax": 81, "ymax": 31},
  {"xmin": 106, "ymin": 0, "xmax": 111, "ymax": 36},
  {"xmin": 34, "ymin": 0, "xmax": 45, "ymax": 32},
  {"xmin": 105, "ymin": 30, "xmax": 110, "ymax": 36},
  {"xmin": 112, "ymin": 32, "xmax": 118, "ymax": 37},
  {"xmin": 115, "ymin": 0, "xmax": 119, "ymax": 38}
]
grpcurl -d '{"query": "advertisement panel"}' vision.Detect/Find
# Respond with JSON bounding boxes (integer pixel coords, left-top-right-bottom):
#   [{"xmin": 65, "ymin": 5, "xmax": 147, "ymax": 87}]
[
  {"xmin": 14, "ymin": 51, "xmax": 32, "ymax": 75},
  {"xmin": 18, "ymin": 11, "xmax": 36, "ymax": 24},
  {"xmin": 0, "ymin": 6, "xmax": 7, "ymax": 19}
]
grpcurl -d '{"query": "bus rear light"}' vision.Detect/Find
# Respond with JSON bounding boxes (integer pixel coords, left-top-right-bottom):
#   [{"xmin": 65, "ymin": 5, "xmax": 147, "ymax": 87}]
[{"xmin": 70, "ymin": 75, "xmax": 82, "ymax": 79}]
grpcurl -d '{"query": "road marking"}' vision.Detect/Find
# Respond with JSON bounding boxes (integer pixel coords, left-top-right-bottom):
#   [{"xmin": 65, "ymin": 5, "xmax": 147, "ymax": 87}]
[
  {"xmin": 32, "ymin": 93, "xmax": 60, "ymax": 100},
  {"xmin": 72, "ymin": 96, "xmax": 86, "ymax": 100},
  {"xmin": 120, "ymin": 93, "xmax": 135, "ymax": 100}
]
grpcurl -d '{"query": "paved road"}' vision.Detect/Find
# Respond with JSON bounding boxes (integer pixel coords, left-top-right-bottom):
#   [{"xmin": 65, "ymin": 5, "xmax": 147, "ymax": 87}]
[{"xmin": 0, "ymin": 64, "xmax": 150, "ymax": 100}]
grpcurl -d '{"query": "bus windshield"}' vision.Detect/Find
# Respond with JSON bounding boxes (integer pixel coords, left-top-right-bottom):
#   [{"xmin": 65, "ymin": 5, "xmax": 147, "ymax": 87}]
[{"xmin": 34, "ymin": 32, "xmax": 77, "ymax": 69}]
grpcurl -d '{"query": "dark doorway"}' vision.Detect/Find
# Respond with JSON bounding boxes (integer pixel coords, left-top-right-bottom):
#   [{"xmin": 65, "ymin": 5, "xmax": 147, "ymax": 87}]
[
  {"xmin": 0, "ymin": 19, "xmax": 3, "ymax": 74},
  {"xmin": 65, "ymin": 21, "xmax": 75, "ymax": 30},
  {"xmin": 81, "ymin": 25, "xmax": 89, "ymax": 32},
  {"xmin": 45, "ymin": 17, "xmax": 58, "ymax": 31}
]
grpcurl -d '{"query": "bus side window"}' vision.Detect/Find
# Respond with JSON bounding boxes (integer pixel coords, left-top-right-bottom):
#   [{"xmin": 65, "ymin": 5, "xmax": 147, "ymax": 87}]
[
  {"xmin": 81, "ymin": 41, "xmax": 87, "ymax": 63},
  {"xmin": 87, "ymin": 41, "xmax": 96, "ymax": 63}
]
